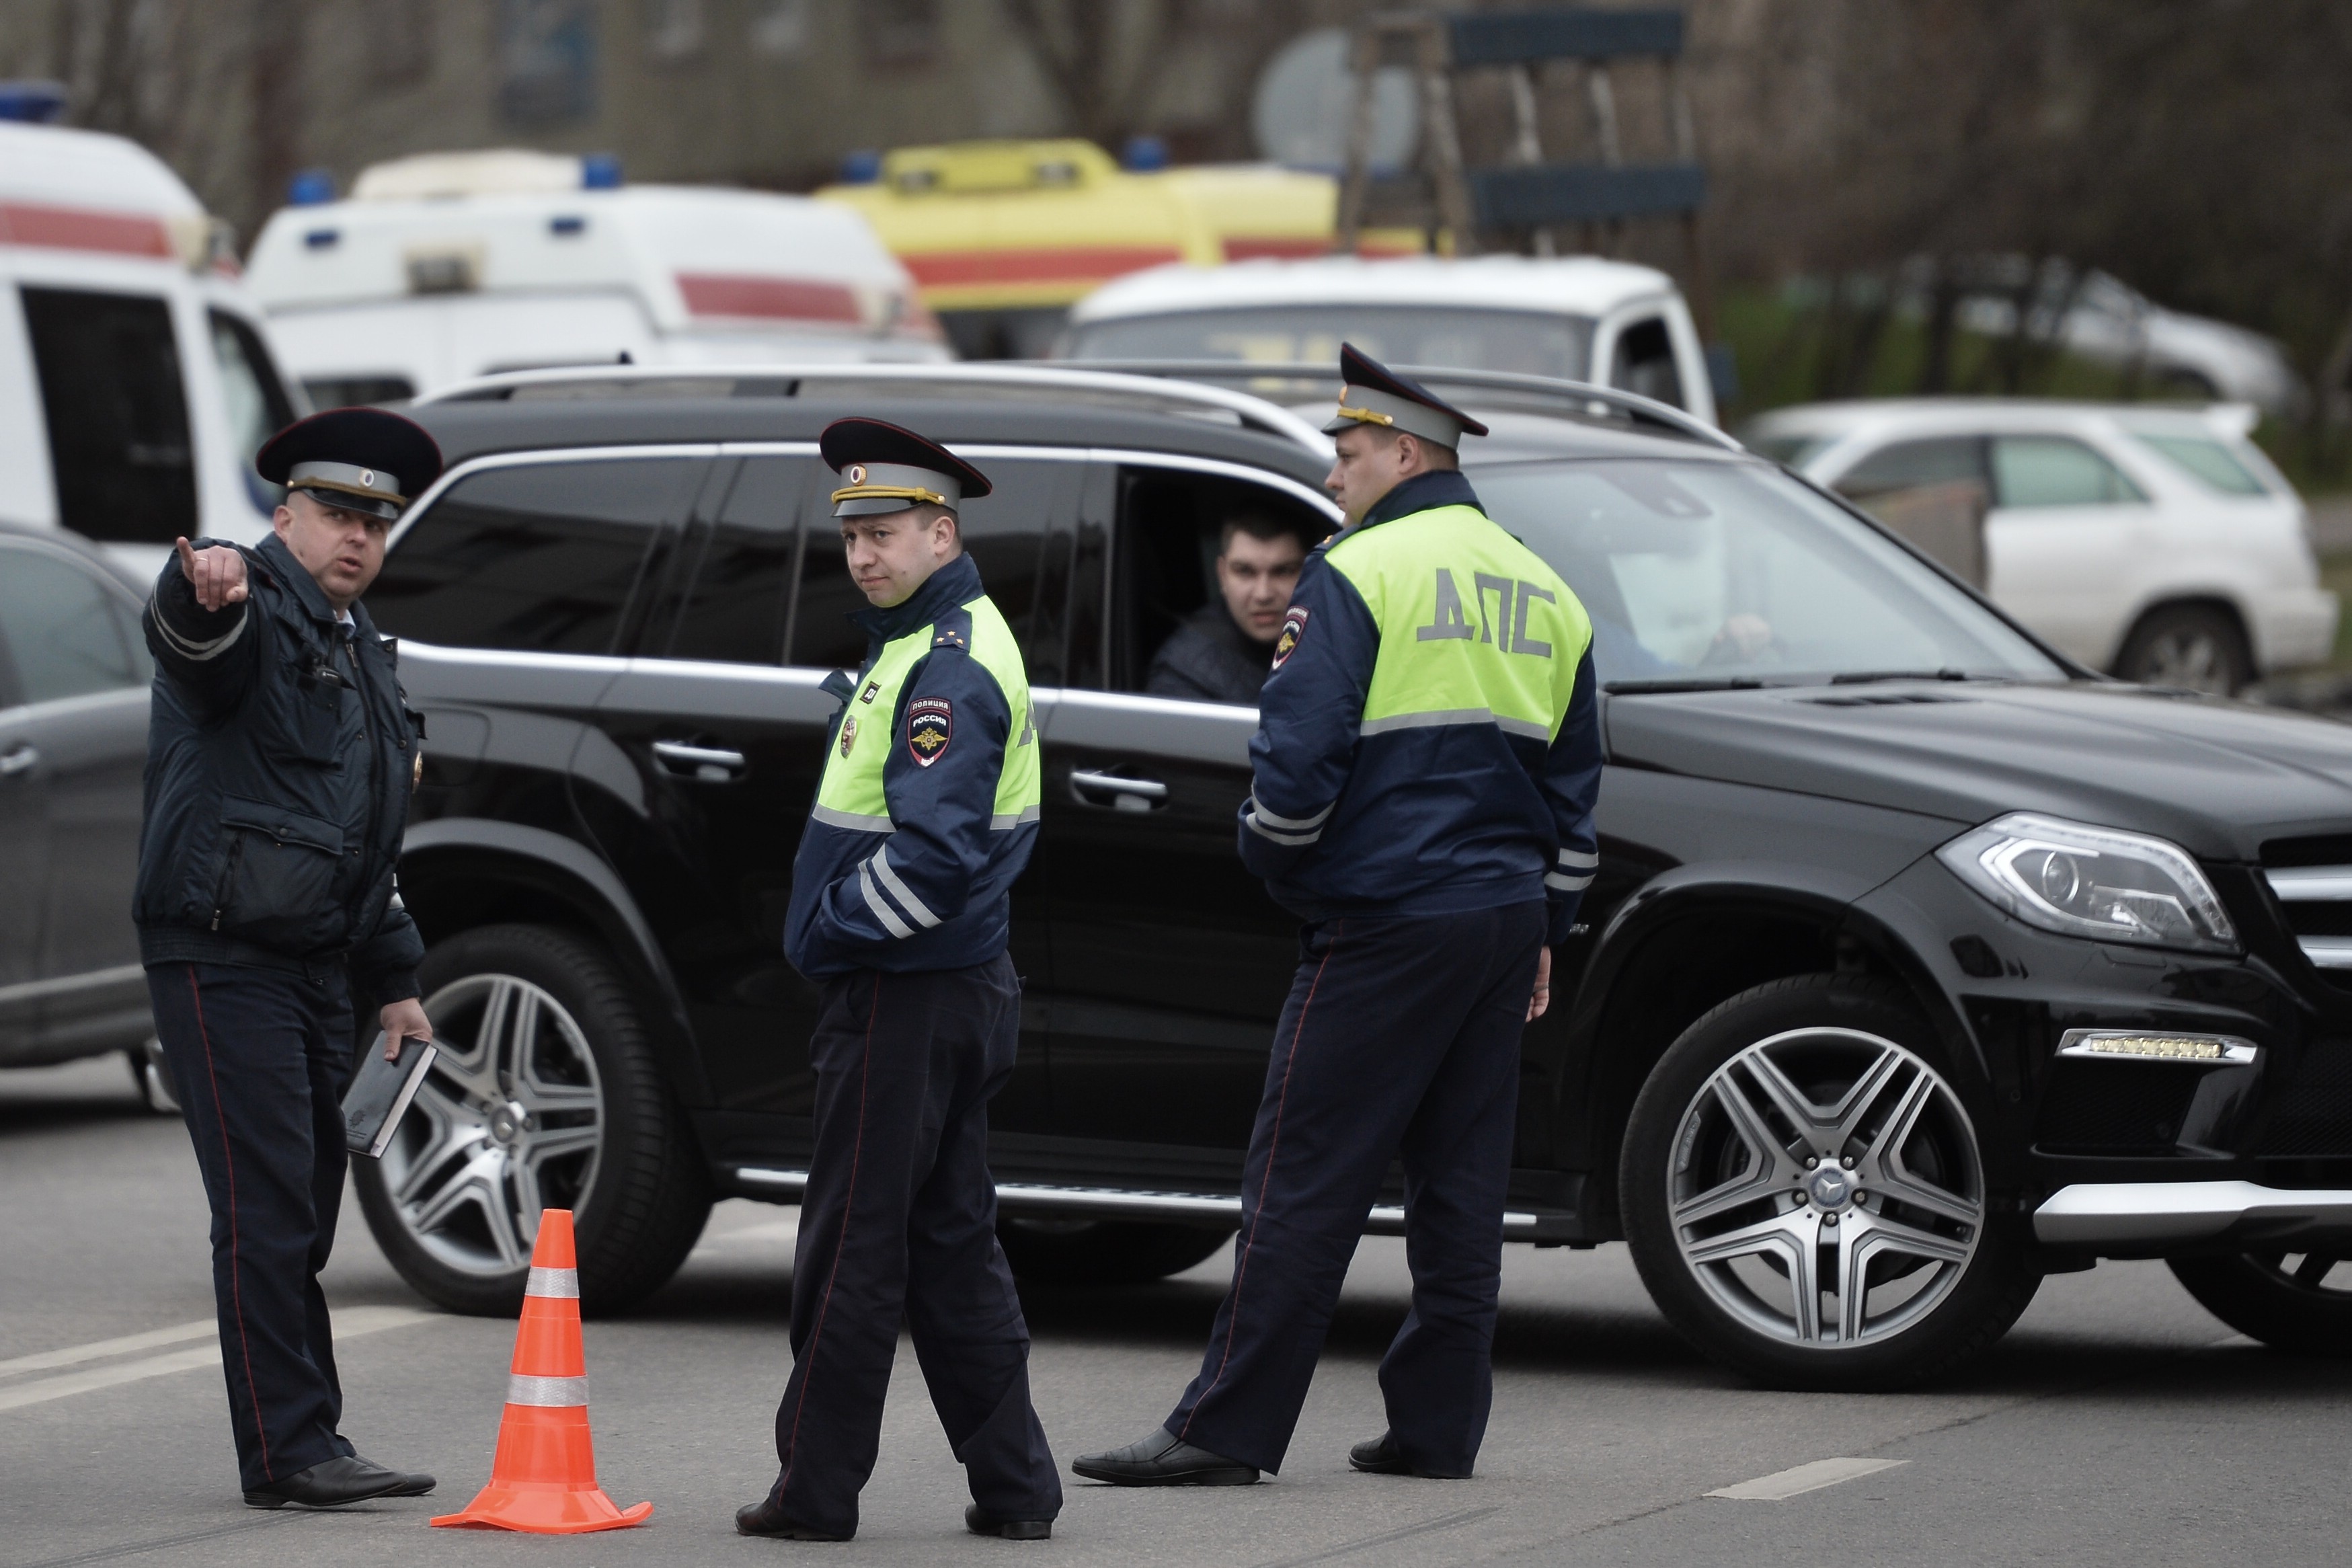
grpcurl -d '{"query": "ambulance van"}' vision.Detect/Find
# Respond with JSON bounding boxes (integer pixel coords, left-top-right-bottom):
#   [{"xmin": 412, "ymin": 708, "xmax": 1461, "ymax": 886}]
[
  {"xmin": 820, "ymin": 139, "xmax": 1417, "ymax": 358},
  {"xmin": 0, "ymin": 119, "xmax": 301, "ymax": 567},
  {"xmin": 246, "ymin": 150, "xmax": 947, "ymax": 408}
]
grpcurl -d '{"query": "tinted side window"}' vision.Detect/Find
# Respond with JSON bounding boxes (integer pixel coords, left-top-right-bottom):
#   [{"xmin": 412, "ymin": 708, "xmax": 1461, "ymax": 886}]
[
  {"xmin": 1992, "ymin": 436, "xmax": 2147, "ymax": 508},
  {"xmin": 306, "ymin": 375, "xmax": 416, "ymax": 409},
  {"xmin": 371, "ymin": 457, "xmax": 701, "ymax": 652},
  {"xmin": 1608, "ymin": 317, "xmax": 1685, "ymax": 411},
  {"xmin": 1835, "ymin": 436, "xmax": 1988, "ymax": 499},
  {"xmin": 790, "ymin": 457, "xmax": 1071, "ymax": 672},
  {"xmin": 22, "ymin": 287, "xmax": 195, "ymax": 544},
  {"xmin": 652, "ymin": 455, "xmax": 814, "ymax": 665},
  {"xmin": 0, "ymin": 545, "xmax": 145, "ymax": 703}
]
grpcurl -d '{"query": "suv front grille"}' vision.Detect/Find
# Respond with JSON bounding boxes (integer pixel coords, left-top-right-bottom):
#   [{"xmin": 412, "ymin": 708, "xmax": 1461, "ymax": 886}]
[{"xmin": 2262, "ymin": 863, "xmax": 2352, "ymax": 978}]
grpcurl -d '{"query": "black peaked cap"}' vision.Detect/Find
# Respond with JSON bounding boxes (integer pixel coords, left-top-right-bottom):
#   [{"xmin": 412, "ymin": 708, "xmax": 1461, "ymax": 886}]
[
  {"xmin": 818, "ymin": 418, "xmax": 992, "ymax": 499},
  {"xmin": 255, "ymin": 407, "xmax": 444, "ymax": 507},
  {"xmin": 1335, "ymin": 342, "xmax": 1491, "ymax": 439}
]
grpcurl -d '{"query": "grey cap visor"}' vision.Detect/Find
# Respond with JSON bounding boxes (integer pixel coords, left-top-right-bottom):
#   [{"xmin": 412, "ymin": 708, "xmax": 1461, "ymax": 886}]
[
  {"xmin": 286, "ymin": 459, "xmax": 408, "ymax": 520},
  {"xmin": 831, "ymin": 459, "xmax": 962, "ymax": 518},
  {"xmin": 1321, "ymin": 385, "xmax": 1465, "ymax": 448}
]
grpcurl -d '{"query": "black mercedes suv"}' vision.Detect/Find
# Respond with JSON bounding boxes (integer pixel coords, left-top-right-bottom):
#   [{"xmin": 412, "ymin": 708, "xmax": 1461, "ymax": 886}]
[{"xmin": 360, "ymin": 362, "xmax": 2352, "ymax": 1390}]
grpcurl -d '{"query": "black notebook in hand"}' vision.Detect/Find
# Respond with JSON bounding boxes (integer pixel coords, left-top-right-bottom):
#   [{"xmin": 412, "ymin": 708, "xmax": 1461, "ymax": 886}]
[{"xmin": 343, "ymin": 1033, "xmax": 438, "ymax": 1159}]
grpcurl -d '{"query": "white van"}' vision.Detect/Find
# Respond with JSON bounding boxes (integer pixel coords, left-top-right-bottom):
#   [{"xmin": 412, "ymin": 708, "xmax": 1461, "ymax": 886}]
[
  {"xmin": 1060, "ymin": 254, "xmax": 1718, "ymax": 426},
  {"xmin": 0, "ymin": 120, "xmax": 301, "ymax": 567},
  {"xmin": 247, "ymin": 150, "xmax": 949, "ymax": 409}
]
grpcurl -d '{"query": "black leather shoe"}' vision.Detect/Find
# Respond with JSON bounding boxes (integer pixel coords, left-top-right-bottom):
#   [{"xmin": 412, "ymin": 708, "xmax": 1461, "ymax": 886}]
[
  {"xmin": 1071, "ymin": 1427, "xmax": 1259, "ymax": 1487},
  {"xmin": 349, "ymin": 1454, "xmax": 434, "ymax": 1496},
  {"xmin": 736, "ymin": 1494, "xmax": 853, "ymax": 1540},
  {"xmin": 243, "ymin": 1454, "xmax": 409, "ymax": 1510},
  {"xmin": 966, "ymin": 1503, "xmax": 1052, "ymax": 1540},
  {"xmin": 1347, "ymin": 1432, "xmax": 1467, "ymax": 1479}
]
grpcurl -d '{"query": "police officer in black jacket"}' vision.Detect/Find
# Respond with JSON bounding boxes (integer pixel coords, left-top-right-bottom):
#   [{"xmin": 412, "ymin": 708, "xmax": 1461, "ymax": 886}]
[{"xmin": 138, "ymin": 408, "xmax": 442, "ymax": 1510}]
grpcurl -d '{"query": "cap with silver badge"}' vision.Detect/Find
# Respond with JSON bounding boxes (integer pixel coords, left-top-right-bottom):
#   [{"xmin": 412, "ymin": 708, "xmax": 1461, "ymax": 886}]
[
  {"xmin": 253, "ymin": 406, "xmax": 444, "ymax": 522},
  {"xmin": 1322, "ymin": 342, "xmax": 1491, "ymax": 450},
  {"xmin": 820, "ymin": 417, "xmax": 993, "ymax": 519}
]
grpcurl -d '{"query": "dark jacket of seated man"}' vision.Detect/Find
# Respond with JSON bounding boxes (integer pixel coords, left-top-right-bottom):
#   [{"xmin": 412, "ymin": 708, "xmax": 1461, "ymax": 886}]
[{"xmin": 1144, "ymin": 513, "xmax": 1309, "ymax": 705}]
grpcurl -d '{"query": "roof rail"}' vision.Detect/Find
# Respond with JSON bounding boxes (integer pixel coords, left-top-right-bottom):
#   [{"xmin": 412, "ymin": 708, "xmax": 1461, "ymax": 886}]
[
  {"xmin": 416, "ymin": 362, "xmax": 1331, "ymax": 455},
  {"xmin": 1070, "ymin": 360, "xmax": 1744, "ymax": 451}
]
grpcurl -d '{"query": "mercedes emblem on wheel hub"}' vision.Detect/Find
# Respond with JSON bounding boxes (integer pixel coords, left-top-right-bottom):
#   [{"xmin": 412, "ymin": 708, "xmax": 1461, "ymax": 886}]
[{"xmin": 1805, "ymin": 1165, "xmax": 1855, "ymax": 1211}]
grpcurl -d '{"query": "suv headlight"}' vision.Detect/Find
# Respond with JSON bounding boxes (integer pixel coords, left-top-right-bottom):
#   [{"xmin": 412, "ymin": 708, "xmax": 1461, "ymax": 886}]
[{"xmin": 1936, "ymin": 813, "xmax": 2237, "ymax": 953}]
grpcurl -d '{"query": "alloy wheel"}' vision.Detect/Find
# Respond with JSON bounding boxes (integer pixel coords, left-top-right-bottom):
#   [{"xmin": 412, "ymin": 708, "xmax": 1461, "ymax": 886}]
[
  {"xmin": 2135, "ymin": 629, "xmax": 2228, "ymax": 695},
  {"xmin": 379, "ymin": 972, "xmax": 604, "ymax": 1276},
  {"xmin": 1666, "ymin": 1026, "xmax": 1985, "ymax": 1347}
]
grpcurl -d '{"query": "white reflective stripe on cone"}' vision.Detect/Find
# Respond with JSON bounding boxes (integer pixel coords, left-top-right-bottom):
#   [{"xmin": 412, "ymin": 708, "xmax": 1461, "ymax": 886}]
[
  {"xmin": 506, "ymin": 1372, "xmax": 590, "ymax": 1407},
  {"xmin": 526, "ymin": 1266, "xmax": 580, "ymax": 1298}
]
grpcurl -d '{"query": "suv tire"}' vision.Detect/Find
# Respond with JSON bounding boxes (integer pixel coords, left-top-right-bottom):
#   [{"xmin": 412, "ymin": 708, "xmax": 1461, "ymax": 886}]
[
  {"xmin": 2113, "ymin": 604, "xmax": 2252, "ymax": 695},
  {"xmin": 1620, "ymin": 974, "xmax": 2039, "ymax": 1390},
  {"xmin": 996, "ymin": 1216, "xmax": 1234, "ymax": 1286},
  {"xmin": 2168, "ymin": 1253, "xmax": 2352, "ymax": 1356},
  {"xmin": 353, "ymin": 923, "xmax": 711, "ymax": 1317}
]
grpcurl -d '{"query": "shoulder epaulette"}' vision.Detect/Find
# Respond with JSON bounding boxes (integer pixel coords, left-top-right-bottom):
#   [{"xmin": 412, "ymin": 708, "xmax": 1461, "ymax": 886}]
[{"xmin": 933, "ymin": 629, "xmax": 968, "ymax": 650}]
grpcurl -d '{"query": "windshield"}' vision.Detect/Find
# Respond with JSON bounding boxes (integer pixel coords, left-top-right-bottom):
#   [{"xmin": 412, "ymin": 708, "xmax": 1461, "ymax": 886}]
[
  {"xmin": 1067, "ymin": 305, "xmax": 1595, "ymax": 381},
  {"xmin": 1468, "ymin": 458, "xmax": 2066, "ymax": 687}
]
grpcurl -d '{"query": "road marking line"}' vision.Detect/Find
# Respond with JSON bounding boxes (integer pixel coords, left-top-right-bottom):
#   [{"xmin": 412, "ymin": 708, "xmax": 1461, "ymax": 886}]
[
  {"xmin": 0, "ymin": 1321, "xmax": 217, "ymax": 1377},
  {"xmin": 0, "ymin": 1306, "xmax": 434, "ymax": 1413},
  {"xmin": 1707, "ymin": 1456, "xmax": 1908, "ymax": 1501}
]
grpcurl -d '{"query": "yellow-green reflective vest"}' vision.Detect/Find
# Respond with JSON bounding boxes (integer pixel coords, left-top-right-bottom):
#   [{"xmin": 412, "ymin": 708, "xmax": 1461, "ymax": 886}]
[
  {"xmin": 811, "ymin": 592, "xmax": 1040, "ymax": 834},
  {"xmin": 1324, "ymin": 503, "xmax": 1592, "ymax": 740}
]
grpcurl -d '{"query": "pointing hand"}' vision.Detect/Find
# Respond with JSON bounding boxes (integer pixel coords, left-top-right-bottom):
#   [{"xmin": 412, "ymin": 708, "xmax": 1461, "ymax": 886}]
[{"xmin": 174, "ymin": 537, "xmax": 248, "ymax": 613}]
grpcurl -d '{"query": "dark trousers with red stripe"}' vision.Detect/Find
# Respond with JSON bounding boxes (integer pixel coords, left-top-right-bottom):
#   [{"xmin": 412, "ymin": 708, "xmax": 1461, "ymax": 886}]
[
  {"xmin": 1165, "ymin": 902, "xmax": 1546, "ymax": 1477},
  {"xmin": 147, "ymin": 960, "xmax": 360, "ymax": 1492},
  {"xmin": 769, "ymin": 953, "xmax": 1060, "ymax": 1538}
]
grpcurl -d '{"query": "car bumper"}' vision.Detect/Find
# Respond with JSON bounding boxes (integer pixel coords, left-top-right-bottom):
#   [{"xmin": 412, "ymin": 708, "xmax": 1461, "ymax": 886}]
[{"xmin": 2035, "ymin": 1180, "xmax": 2352, "ymax": 1249}]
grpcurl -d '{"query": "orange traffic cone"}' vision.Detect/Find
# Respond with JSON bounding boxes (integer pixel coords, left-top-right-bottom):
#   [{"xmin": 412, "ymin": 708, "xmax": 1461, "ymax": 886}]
[{"xmin": 430, "ymin": 1210, "xmax": 652, "ymax": 1534}]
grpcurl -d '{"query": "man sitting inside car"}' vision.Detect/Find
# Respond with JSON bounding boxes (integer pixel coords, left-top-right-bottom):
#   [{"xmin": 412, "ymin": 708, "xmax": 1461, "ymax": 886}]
[{"xmin": 1145, "ymin": 512, "xmax": 1310, "ymax": 705}]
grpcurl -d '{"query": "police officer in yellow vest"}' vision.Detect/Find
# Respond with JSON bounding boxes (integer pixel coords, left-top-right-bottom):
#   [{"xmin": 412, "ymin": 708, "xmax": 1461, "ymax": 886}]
[
  {"xmin": 1076, "ymin": 346, "xmax": 1604, "ymax": 1487},
  {"xmin": 739, "ymin": 419, "xmax": 1058, "ymax": 1543}
]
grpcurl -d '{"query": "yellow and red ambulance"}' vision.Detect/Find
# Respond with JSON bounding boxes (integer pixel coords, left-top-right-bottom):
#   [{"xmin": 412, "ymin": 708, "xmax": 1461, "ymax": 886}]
[{"xmin": 819, "ymin": 139, "xmax": 1419, "ymax": 358}]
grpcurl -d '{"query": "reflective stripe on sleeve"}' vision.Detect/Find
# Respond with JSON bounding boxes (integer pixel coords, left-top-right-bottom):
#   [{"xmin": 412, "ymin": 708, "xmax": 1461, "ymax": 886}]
[
  {"xmin": 810, "ymin": 803, "xmax": 894, "ymax": 832},
  {"xmin": 1546, "ymin": 871, "xmax": 1594, "ymax": 892},
  {"xmin": 1244, "ymin": 797, "xmax": 1323, "ymax": 847},
  {"xmin": 989, "ymin": 804, "xmax": 1043, "ymax": 830},
  {"xmin": 506, "ymin": 1373, "xmax": 590, "ymax": 1408},
  {"xmin": 859, "ymin": 860, "xmax": 916, "ymax": 939},
  {"xmin": 1247, "ymin": 799, "xmax": 1335, "ymax": 832},
  {"xmin": 526, "ymin": 1265, "xmax": 579, "ymax": 1298},
  {"xmin": 149, "ymin": 602, "xmax": 247, "ymax": 662},
  {"xmin": 869, "ymin": 847, "xmax": 941, "ymax": 929},
  {"xmin": 1360, "ymin": 707, "xmax": 1550, "ymax": 741},
  {"xmin": 1557, "ymin": 848, "xmax": 1599, "ymax": 869}
]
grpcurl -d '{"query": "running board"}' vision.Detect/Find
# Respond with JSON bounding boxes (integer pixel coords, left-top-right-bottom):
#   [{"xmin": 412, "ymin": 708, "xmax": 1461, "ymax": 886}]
[{"xmin": 730, "ymin": 1167, "xmax": 1583, "ymax": 1243}]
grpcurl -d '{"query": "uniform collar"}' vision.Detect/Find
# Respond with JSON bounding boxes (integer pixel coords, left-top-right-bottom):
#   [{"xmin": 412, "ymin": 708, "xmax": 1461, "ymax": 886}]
[
  {"xmin": 852, "ymin": 551, "xmax": 983, "ymax": 644},
  {"xmin": 1356, "ymin": 469, "xmax": 1483, "ymax": 531}
]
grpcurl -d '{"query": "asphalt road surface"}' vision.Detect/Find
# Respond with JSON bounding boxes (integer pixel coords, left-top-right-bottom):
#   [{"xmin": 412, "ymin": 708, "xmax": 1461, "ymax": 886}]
[{"xmin": 5, "ymin": 1055, "xmax": 2348, "ymax": 1568}]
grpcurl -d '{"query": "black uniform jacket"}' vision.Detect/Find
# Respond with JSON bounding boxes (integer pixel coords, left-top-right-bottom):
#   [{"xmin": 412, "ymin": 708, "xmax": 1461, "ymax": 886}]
[
  {"xmin": 135, "ymin": 533, "xmax": 426, "ymax": 1003},
  {"xmin": 1143, "ymin": 602, "xmax": 1274, "ymax": 706}
]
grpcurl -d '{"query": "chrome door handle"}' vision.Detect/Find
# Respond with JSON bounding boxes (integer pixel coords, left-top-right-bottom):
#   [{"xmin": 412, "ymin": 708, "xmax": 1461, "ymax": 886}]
[
  {"xmin": 652, "ymin": 740, "xmax": 748, "ymax": 780},
  {"xmin": 1070, "ymin": 769, "xmax": 1168, "ymax": 812},
  {"xmin": 0, "ymin": 744, "xmax": 36, "ymax": 779}
]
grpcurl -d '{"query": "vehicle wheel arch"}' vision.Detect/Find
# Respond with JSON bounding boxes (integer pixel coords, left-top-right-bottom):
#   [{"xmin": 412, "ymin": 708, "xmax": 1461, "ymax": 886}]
[
  {"xmin": 1561, "ymin": 877, "xmax": 1994, "ymax": 1235},
  {"xmin": 2107, "ymin": 593, "xmax": 2255, "ymax": 678},
  {"xmin": 398, "ymin": 819, "xmax": 711, "ymax": 1108}
]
